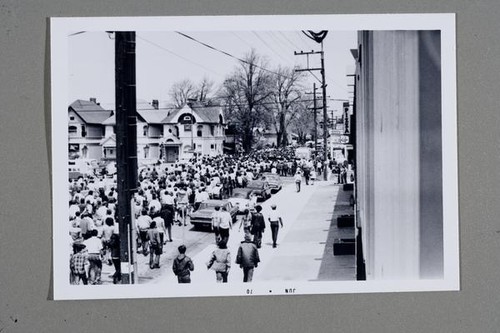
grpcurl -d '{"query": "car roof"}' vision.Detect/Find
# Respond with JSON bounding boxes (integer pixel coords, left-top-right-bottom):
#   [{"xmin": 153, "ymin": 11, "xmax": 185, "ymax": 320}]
[{"xmin": 202, "ymin": 199, "xmax": 228, "ymax": 205}]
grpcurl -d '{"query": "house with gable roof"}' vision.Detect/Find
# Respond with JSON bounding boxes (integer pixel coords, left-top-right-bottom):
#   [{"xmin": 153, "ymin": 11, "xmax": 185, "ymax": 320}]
[
  {"xmin": 68, "ymin": 98, "xmax": 112, "ymax": 159},
  {"xmin": 69, "ymin": 98, "xmax": 227, "ymax": 163},
  {"xmin": 159, "ymin": 101, "xmax": 226, "ymax": 162}
]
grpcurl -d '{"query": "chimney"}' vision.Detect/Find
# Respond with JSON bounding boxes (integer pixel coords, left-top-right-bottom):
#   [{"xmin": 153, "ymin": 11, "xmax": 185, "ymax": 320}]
[
  {"xmin": 90, "ymin": 97, "xmax": 97, "ymax": 104},
  {"xmin": 152, "ymin": 99, "xmax": 159, "ymax": 110}
]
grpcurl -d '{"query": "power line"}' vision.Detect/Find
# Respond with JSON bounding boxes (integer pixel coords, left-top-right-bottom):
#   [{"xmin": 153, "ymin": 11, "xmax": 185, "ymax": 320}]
[
  {"xmin": 136, "ymin": 34, "xmax": 224, "ymax": 78},
  {"xmin": 175, "ymin": 31, "xmax": 293, "ymax": 80},
  {"xmin": 277, "ymin": 31, "xmax": 302, "ymax": 50},
  {"xmin": 264, "ymin": 32, "xmax": 296, "ymax": 62},
  {"xmin": 267, "ymin": 32, "xmax": 295, "ymax": 55},
  {"xmin": 129, "ymin": 97, "xmax": 318, "ymax": 112},
  {"xmin": 251, "ymin": 32, "xmax": 293, "ymax": 65}
]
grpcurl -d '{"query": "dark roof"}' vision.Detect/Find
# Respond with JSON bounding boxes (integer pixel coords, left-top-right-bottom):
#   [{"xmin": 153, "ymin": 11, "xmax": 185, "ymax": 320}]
[{"xmin": 69, "ymin": 100, "xmax": 112, "ymax": 124}]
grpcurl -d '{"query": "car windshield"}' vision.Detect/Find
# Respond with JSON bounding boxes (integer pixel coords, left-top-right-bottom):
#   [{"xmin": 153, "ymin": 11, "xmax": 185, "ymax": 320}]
[
  {"xmin": 247, "ymin": 181, "xmax": 264, "ymax": 188},
  {"xmin": 198, "ymin": 202, "xmax": 218, "ymax": 210},
  {"xmin": 232, "ymin": 192, "xmax": 247, "ymax": 199}
]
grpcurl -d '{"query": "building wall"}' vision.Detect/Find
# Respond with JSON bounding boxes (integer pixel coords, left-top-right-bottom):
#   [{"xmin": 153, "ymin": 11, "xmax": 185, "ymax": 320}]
[{"xmin": 355, "ymin": 30, "xmax": 443, "ymax": 280}]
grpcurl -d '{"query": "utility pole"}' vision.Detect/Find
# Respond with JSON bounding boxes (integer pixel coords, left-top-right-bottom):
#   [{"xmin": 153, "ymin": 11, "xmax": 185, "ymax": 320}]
[
  {"xmin": 115, "ymin": 31, "xmax": 138, "ymax": 284},
  {"xmin": 295, "ymin": 46, "xmax": 329, "ymax": 180},
  {"xmin": 305, "ymin": 83, "xmax": 321, "ymax": 158}
]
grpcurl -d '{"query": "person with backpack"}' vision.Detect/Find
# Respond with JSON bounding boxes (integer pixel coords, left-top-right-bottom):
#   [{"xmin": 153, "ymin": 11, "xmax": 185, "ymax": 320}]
[
  {"xmin": 172, "ymin": 244, "xmax": 194, "ymax": 283},
  {"xmin": 206, "ymin": 240, "xmax": 231, "ymax": 283}
]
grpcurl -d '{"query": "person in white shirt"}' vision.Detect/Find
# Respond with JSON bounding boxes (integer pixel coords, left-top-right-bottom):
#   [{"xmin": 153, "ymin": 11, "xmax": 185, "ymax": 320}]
[
  {"xmin": 268, "ymin": 204, "xmax": 283, "ymax": 248},
  {"xmin": 211, "ymin": 206, "xmax": 222, "ymax": 244},
  {"xmin": 83, "ymin": 229, "xmax": 103, "ymax": 284},
  {"xmin": 294, "ymin": 170, "xmax": 302, "ymax": 192},
  {"xmin": 218, "ymin": 206, "xmax": 233, "ymax": 245},
  {"xmin": 149, "ymin": 194, "xmax": 161, "ymax": 215},
  {"xmin": 136, "ymin": 210, "xmax": 152, "ymax": 255}
]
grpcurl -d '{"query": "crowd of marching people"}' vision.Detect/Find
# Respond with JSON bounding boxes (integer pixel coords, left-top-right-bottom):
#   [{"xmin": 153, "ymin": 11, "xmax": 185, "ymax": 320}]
[{"xmin": 68, "ymin": 147, "xmax": 348, "ymax": 285}]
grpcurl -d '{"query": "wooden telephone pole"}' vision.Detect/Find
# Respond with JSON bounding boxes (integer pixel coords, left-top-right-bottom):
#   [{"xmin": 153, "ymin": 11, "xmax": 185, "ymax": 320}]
[
  {"xmin": 295, "ymin": 46, "xmax": 329, "ymax": 180},
  {"xmin": 115, "ymin": 31, "xmax": 138, "ymax": 284}
]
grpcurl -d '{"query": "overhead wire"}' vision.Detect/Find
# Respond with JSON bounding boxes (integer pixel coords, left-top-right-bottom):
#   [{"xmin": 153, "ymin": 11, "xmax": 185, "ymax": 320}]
[
  {"xmin": 136, "ymin": 34, "xmax": 224, "ymax": 78},
  {"xmin": 277, "ymin": 31, "xmax": 302, "ymax": 51},
  {"xmin": 251, "ymin": 31, "xmax": 294, "ymax": 66},
  {"xmin": 174, "ymin": 31, "xmax": 294, "ymax": 80}
]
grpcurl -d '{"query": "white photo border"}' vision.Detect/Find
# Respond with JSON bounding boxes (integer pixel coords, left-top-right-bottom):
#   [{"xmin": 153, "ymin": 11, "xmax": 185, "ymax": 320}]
[{"xmin": 51, "ymin": 13, "xmax": 458, "ymax": 300}]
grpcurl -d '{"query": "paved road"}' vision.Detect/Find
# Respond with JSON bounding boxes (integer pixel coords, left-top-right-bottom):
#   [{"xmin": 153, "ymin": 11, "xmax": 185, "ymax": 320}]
[{"xmin": 102, "ymin": 174, "xmax": 356, "ymax": 285}]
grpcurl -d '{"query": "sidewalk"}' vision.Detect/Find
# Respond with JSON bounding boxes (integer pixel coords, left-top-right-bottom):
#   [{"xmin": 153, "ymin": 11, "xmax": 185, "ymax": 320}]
[
  {"xmin": 253, "ymin": 179, "xmax": 356, "ymax": 282},
  {"xmin": 101, "ymin": 175, "xmax": 356, "ymax": 285}
]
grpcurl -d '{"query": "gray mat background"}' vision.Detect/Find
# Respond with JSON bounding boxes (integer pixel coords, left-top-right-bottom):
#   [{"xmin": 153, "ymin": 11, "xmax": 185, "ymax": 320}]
[{"xmin": 0, "ymin": 1, "xmax": 496, "ymax": 332}]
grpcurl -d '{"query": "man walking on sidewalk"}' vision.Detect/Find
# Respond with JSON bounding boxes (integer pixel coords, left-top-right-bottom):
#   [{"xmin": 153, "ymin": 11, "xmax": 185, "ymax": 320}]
[
  {"xmin": 294, "ymin": 170, "xmax": 302, "ymax": 192},
  {"xmin": 147, "ymin": 221, "xmax": 161, "ymax": 269},
  {"xmin": 250, "ymin": 205, "xmax": 265, "ymax": 248},
  {"xmin": 236, "ymin": 234, "xmax": 260, "ymax": 282},
  {"xmin": 268, "ymin": 204, "xmax": 283, "ymax": 248}
]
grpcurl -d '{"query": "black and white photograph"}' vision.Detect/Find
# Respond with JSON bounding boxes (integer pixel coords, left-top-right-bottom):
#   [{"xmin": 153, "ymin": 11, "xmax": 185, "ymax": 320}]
[{"xmin": 50, "ymin": 14, "xmax": 458, "ymax": 300}]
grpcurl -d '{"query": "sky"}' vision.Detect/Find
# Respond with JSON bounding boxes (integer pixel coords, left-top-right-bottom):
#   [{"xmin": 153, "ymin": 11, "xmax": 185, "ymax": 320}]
[{"xmin": 68, "ymin": 30, "xmax": 357, "ymax": 116}]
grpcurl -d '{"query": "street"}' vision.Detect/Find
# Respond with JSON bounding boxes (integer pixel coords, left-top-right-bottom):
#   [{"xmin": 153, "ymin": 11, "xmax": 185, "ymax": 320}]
[{"xmin": 101, "ymin": 175, "xmax": 355, "ymax": 285}]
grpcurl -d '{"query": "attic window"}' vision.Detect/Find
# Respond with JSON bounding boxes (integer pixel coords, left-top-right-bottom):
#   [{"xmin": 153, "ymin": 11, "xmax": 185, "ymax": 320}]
[
  {"xmin": 70, "ymin": 116, "xmax": 75, "ymax": 121},
  {"xmin": 183, "ymin": 115, "xmax": 191, "ymax": 122}
]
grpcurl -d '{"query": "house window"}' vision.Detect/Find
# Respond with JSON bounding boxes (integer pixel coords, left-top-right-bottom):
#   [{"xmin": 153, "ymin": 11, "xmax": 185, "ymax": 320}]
[
  {"xmin": 69, "ymin": 116, "xmax": 75, "ymax": 121},
  {"xmin": 81, "ymin": 125, "xmax": 86, "ymax": 137},
  {"xmin": 143, "ymin": 125, "xmax": 148, "ymax": 137},
  {"xmin": 68, "ymin": 126, "xmax": 77, "ymax": 135},
  {"xmin": 211, "ymin": 144, "xmax": 215, "ymax": 150},
  {"xmin": 210, "ymin": 125, "xmax": 215, "ymax": 136},
  {"xmin": 82, "ymin": 146, "xmax": 88, "ymax": 158},
  {"xmin": 144, "ymin": 145, "xmax": 150, "ymax": 158},
  {"xmin": 184, "ymin": 124, "xmax": 192, "ymax": 132},
  {"xmin": 197, "ymin": 125, "xmax": 203, "ymax": 137},
  {"xmin": 174, "ymin": 126, "xmax": 179, "ymax": 137}
]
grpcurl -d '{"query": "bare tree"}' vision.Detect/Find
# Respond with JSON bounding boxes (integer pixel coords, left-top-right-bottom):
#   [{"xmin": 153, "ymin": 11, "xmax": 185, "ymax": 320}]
[
  {"xmin": 267, "ymin": 66, "xmax": 304, "ymax": 147},
  {"xmin": 220, "ymin": 50, "xmax": 273, "ymax": 153},
  {"xmin": 289, "ymin": 101, "xmax": 315, "ymax": 144},
  {"xmin": 197, "ymin": 77, "xmax": 215, "ymax": 103},
  {"xmin": 169, "ymin": 79, "xmax": 197, "ymax": 108}
]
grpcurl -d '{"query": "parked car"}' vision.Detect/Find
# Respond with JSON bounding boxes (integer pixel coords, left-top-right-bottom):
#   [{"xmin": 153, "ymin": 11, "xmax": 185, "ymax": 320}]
[
  {"xmin": 68, "ymin": 159, "xmax": 98, "ymax": 177},
  {"xmin": 189, "ymin": 199, "xmax": 238, "ymax": 229},
  {"xmin": 68, "ymin": 166, "xmax": 84, "ymax": 180},
  {"xmin": 246, "ymin": 180, "xmax": 271, "ymax": 201},
  {"xmin": 261, "ymin": 173, "xmax": 283, "ymax": 193},
  {"xmin": 227, "ymin": 189, "xmax": 253, "ymax": 214}
]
